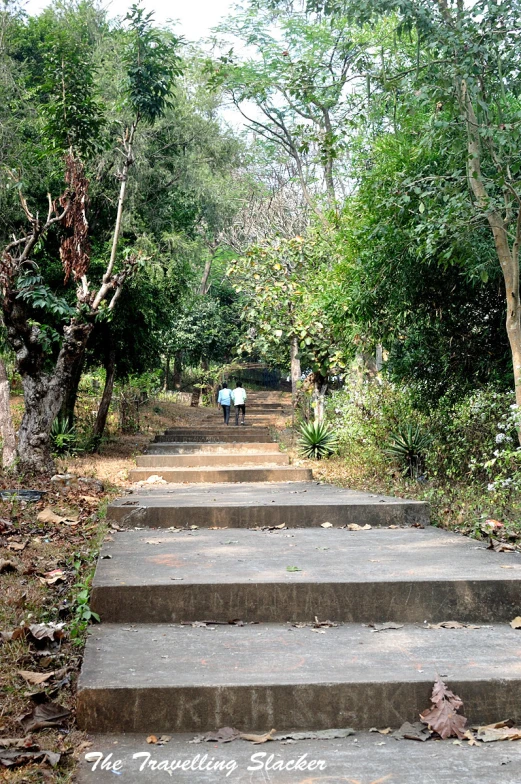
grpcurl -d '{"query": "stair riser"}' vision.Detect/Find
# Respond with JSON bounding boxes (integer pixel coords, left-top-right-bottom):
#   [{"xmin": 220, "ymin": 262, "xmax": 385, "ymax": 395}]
[
  {"xmin": 77, "ymin": 680, "xmax": 521, "ymax": 733},
  {"xmin": 91, "ymin": 580, "xmax": 521, "ymax": 625},
  {"xmin": 145, "ymin": 444, "xmax": 281, "ymax": 454},
  {"xmin": 129, "ymin": 468, "xmax": 312, "ymax": 483},
  {"xmin": 107, "ymin": 503, "xmax": 429, "ymax": 528},
  {"xmin": 155, "ymin": 434, "xmax": 271, "ymax": 440},
  {"xmin": 135, "ymin": 455, "xmax": 289, "ymax": 467}
]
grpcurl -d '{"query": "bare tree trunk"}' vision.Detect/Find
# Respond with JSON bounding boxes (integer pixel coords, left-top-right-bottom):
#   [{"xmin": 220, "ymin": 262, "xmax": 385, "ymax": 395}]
[
  {"xmin": 92, "ymin": 343, "xmax": 116, "ymax": 450},
  {"xmin": 0, "ymin": 358, "xmax": 16, "ymax": 469},
  {"xmin": 199, "ymin": 256, "xmax": 213, "ymax": 296},
  {"xmin": 290, "ymin": 336, "xmax": 301, "ymax": 403},
  {"xmin": 13, "ymin": 319, "xmax": 93, "ymax": 473},
  {"xmin": 173, "ymin": 351, "xmax": 182, "ymax": 389},
  {"xmin": 163, "ymin": 355, "xmax": 170, "ymax": 392},
  {"xmin": 460, "ymin": 80, "xmax": 521, "ymax": 426},
  {"xmin": 59, "ymin": 353, "xmax": 84, "ymax": 427}
]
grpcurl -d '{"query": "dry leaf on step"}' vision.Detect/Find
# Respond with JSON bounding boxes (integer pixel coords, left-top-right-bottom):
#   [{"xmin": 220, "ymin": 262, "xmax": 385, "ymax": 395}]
[
  {"xmin": 240, "ymin": 729, "xmax": 276, "ymax": 744},
  {"xmin": 347, "ymin": 523, "xmax": 371, "ymax": 531},
  {"xmin": 427, "ymin": 621, "xmax": 480, "ymax": 630},
  {"xmin": 320, "ymin": 522, "xmax": 333, "ymax": 528},
  {"xmin": 510, "ymin": 617, "xmax": 521, "ymax": 629},
  {"xmin": 474, "ymin": 720, "xmax": 521, "ymax": 742},
  {"xmin": 370, "ymin": 622, "xmax": 403, "ymax": 632},
  {"xmin": 420, "ymin": 676, "xmax": 467, "ymax": 739}
]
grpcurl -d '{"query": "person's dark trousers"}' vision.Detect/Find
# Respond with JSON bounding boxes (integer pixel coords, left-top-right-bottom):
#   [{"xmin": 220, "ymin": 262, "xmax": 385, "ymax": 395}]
[
  {"xmin": 222, "ymin": 405, "xmax": 230, "ymax": 425},
  {"xmin": 235, "ymin": 404, "xmax": 245, "ymax": 425}
]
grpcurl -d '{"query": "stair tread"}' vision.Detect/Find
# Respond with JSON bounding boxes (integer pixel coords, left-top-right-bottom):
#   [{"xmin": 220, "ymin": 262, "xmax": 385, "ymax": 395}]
[
  {"xmin": 79, "ymin": 621, "xmax": 521, "ymax": 689},
  {"xmin": 93, "ymin": 527, "xmax": 520, "ymax": 587},
  {"xmin": 75, "ymin": 731, "xmax": 521, "ymax": 784}
]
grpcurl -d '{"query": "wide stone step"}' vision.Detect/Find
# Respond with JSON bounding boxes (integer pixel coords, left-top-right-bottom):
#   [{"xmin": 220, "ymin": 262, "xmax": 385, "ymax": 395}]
[
  {"xmin": 107, "ymin": 482, "xmax": 429, "ymax": 528},
  {"xmin": 77, "ymin": 622, "xmax": 521, "ymax": 733},
  {"xmin": 154, "ymin": 434, "xmax": 273, "ymax": 443},
  {"xmin": 75, "ymin": 730, "xmax": 521, "ymax": 784},
  {"xmin": 91, "ymin": 527, "xmax": 521, "ymax": 624},
  {"xmin": 135, "ymin": 453, "xmax": 290, "ymax": 467},
  {"xmin": 129, "ymin": 466, "xmax": 312, "ymax": 483},
  {"xmin": 145, "ymin": 443, "xmax": 281, "ymax": 455},
  {"xmin": 161, "ymin": 428, "xmax": 271, "ymax": 435}
]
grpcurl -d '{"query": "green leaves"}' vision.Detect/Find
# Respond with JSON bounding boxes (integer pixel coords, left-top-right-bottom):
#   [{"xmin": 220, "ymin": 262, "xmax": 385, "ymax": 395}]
[
  {"xmin": 124, "ymin": 5, "xmax": 183, "ymax": 125},
  {"xmin": 298, "ymin": 420, "xmax": 338, "ymax": 460}
]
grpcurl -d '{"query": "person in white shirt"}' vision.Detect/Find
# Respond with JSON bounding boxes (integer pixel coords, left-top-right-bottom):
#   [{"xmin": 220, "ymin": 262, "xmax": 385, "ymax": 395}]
[
  {"xmin": 217, "ymin": 383, "xmax": 232, "ymax": 425},
  {"xmin": 231, "ymin": 382, "xmax": 247, "ymax": 426}
]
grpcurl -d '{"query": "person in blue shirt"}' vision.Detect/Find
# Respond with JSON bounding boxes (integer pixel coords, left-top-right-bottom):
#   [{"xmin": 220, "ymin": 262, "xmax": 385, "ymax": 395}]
[{"xmin": 217, "ymin": 383, "xmax": 232, "ymax": 425}]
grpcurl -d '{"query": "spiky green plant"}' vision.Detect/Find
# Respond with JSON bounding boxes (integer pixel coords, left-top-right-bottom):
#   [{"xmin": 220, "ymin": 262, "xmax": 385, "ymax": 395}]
[
  {"xmin": 385, "ymin": 424, "xmax": 431, "ymax": 479},
  {"xmin": 298, "ymin": 421, "xmax": 338, "ymax": 460},
  {"xmin": 51, "ymin": 415, "xmax": 78, "ymax": 455}
]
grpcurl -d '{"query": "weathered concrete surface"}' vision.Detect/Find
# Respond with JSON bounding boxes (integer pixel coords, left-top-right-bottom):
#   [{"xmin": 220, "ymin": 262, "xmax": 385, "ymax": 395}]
[
  {"xmin": 75, "ymin": 731, "xmax": 521, "ymax": 784},
  {"xmin": 128, "ymin": 466, "xmax": 313, "ymax": 483},
  {"xmin": 107, "ymin": 482, "xmax": 429, "ymax": 528},
  {"xmin": 136, "ymin": 453, "xmax": 290, "ymax": 467},
  {"xmin": 145, "ymin": 443, "xmax": 282, "ymax": 455},
  {"xmin": 77, "ymin": 622, "xmax": 521, "ymax": 733},
  {"xmin": 154, "ymin": 433, "xmax": 274, "ymax": 443},
  {"xmin": 162, "ymin": 428, "xmax": 272, "ymax": 435},
  {"xmin": 91, "ymin": 527, "xmax": 521, "ymax": 623}
]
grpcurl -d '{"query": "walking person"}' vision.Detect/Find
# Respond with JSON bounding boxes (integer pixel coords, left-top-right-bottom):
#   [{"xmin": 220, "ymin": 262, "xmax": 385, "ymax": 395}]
[
  {"xmin": 217, "ymin": 382, "xmax": 232, "ymax": 425},
  {"xmin": 232, "ymin": 381, "xmax": 247, "ymax": 426}
]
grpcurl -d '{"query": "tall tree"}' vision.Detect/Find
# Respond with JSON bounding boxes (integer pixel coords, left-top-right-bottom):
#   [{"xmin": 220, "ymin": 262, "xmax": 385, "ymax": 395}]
[{"xmin": 0, "ymin": 3, "xmax": 182, "ymax": 471}]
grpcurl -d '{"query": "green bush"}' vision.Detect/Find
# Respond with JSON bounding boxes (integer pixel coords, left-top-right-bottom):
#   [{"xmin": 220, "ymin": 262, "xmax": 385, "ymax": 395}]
[
  {"xmin": 385, "ymin": 424, "xmax": 431, "ymax": 479},
  {"xmin": 51, "ymin": 416, "xmax": 78, "ymax": 455},
  {"xmin": 298, "ymin": 421, "xmax": 338, "ymax": 459}
]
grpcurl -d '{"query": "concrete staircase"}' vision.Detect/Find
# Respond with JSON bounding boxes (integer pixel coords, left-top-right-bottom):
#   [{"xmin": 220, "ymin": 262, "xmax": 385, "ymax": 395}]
[{"xmin": 76, "ymin": 390, "xmax": 521, "ymax": 782}]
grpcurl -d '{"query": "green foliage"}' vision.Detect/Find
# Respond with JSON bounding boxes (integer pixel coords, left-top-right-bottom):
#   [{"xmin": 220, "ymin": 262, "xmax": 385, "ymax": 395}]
[
  {"xmin": 298, "ymin": 420, "xmax": 338, "ymax": 459},
  {"xmin": 385, "ymin": 424, "xmax": 430, "ymax": 479},
  {"xmin": 124, "ymin": 5, "xmax": 183, "ymax": 125},
  {"xmin": 50, "ymin": 415, "xmax": 78, "ymax": 455},
  {"xmin": 70, "ymin": 571, "xmax": 100, "ymax": 642}
]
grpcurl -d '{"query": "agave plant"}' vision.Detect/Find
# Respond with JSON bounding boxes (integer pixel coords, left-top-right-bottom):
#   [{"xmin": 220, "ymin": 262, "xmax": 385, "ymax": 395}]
[
  {"xmin": 385, "ymin": 424, "xmax": 431, "ymax": 479},
  {"xmin": 51, "ymin": 416, "xmax": 78, "ymax": 455},
  {"xmin": 298, "ymin": 421, "xmax": 339, "ymax": 460}
]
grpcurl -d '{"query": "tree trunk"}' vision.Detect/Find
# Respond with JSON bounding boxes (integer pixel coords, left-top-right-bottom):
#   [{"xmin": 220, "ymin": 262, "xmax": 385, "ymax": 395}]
[
  {"xmin": 92, "ymin": 344, "xmax": 116, "ymax": 450},
  {"xmin": 173, "ymin": 351, "xmax": 182, "ymax": 389},
  {"xmin": 312, "ymin": 372, "xmax": 328, "ymax": 424},
  {"xmin": 459, "ymin": 79, "xmax": 521, "ymax": 429},
  {"xmin": 0, "ymin": 358, "xmax": 16, "ymax": 469},
  {"xmin": 199, "ymin": 255, "xmax": 213, "ymax": 296},
  {"xmin": 14, "ymin": 319, "xmax": 93, "ymax": 473},
  {"xmin": 290, "ymin": 336, "xmax": 301, "ymax": 403},
  {"xmin": 163, "ymin": 355, "xmax": 170, "ymax": 392},
  {"xmin": 59, "ymin": 353, "xmax": 84, "ymax": 427}
]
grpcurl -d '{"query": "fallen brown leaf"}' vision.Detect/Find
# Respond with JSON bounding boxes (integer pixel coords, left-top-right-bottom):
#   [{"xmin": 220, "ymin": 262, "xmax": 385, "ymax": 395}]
[
  {"xmin": 427, "ymin": 621, "xmax": 480, "ymax": 630},
  {"xmin": 18, "ymin": 671, "xmax": 55, "ymax": 686},
  {"xmin": 510, "ymin": 617, "xmax": 521, "ymax": 629},
  {"xmin": 420, "ymin": 676, "xmax": 467, "ymax": 739},
  {"xmin": 320, "ymin": 522, "xmax": 333, "ymax": 528},
  {"xmin": 240, "ymin": 729, "xmax": 276, "ymax": 744},
  {"xmin": 19, "ymin": 701, "xmax": 70, "ymax": 732},
  {"xmin": 347, "ymin": 523, "xmax": 372, "ymax": 531},
  {"xmin": 146, "ymin": 735, "xmax": 158, "ymax": 744},
  {"xmin": 6, "ymin": 541, "xmax": 26, "ymax": 552},
  {"xmin": 370, "ymin": 622, "xmax": 404, "ymax": 632},
  {"xmin": 392, "ymin": 721, "xmax": 432, "ymax": 741}
]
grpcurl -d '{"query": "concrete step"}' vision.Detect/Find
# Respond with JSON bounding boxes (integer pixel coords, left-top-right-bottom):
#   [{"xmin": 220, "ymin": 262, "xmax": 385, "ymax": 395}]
[
  {"xmin": 145, "ymin": 443, "xmax": 281, "ymax": 455},
  {"xmin": 154, "ymin": 434, "xmax": 274, "ymax": 443},
  {"xmin": 107, "ymin": 482, "xmax": 429, "ymax": 528},
  {"xmin": 129, "ymin": 466, "xmax": 312, "ymax": 483},
  {"xmin": 77, "ymin": 621, "xmax": 521, "ymax": 733},
  {"xmin": 136, "ymin": 453, "xmax": 290, "ymax": 468},
  {"xmin": 162, "ymin": 428, "xmax": 271, "ymax": 435},
  {"xmin": 75, "ymin": 730, "xmax": 521, "ymax": 784},
  {"xmin": 91, "ymin": 527, "xmax": 521, "ymax": 624}
]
